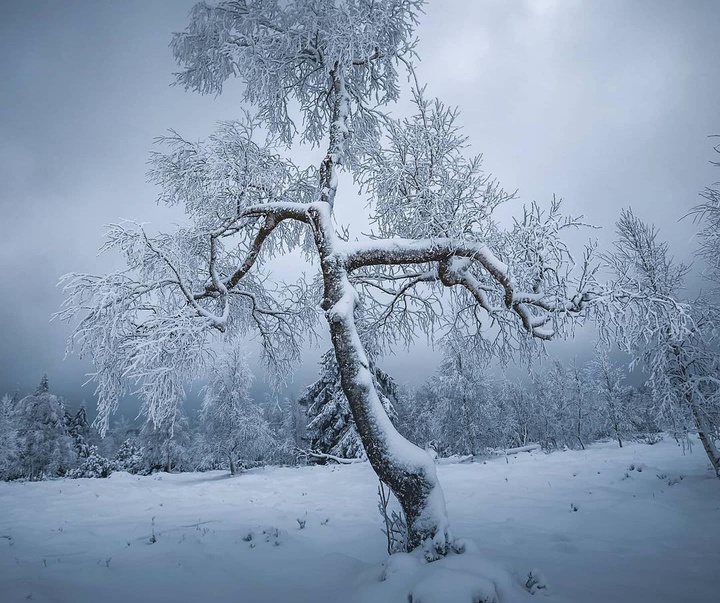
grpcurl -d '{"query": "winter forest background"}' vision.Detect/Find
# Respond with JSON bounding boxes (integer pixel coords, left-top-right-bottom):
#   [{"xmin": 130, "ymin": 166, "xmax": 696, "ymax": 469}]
[
  {"xmin": 0, "ymin": 347, "xmax": 671, "ymax": 481},
  {"xmin": 2, "ymin": 1, "xmax": 720, "ymax": 602}
]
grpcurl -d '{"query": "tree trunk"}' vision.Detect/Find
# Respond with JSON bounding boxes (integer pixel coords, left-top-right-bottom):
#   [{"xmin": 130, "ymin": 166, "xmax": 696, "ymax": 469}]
[
  {"xmin": 229, "ymin": 455, "xmax": 237, "ymax": 476},
  {"xmin": 320, "ymin": 250, "xmax": 452, "ymax": 556},
  {"xmin": 675, "ymin": 351, "xmax": 719, "ymax": 477},
  {"xmin": 691, "ymin": 405, "xmax": 720, "ymax": 477}
]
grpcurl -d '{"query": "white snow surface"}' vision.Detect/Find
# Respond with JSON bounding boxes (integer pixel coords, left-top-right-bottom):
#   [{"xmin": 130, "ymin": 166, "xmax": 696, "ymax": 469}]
[{"xmin": 1, "ymin": 437, "xmax": 719, "ymax": 603}]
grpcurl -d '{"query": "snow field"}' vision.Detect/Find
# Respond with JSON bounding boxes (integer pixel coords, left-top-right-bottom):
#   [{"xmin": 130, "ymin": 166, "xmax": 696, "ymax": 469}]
[{"xmin": 1, "ymin": 437, "xmax": 718, "ymax": 603}]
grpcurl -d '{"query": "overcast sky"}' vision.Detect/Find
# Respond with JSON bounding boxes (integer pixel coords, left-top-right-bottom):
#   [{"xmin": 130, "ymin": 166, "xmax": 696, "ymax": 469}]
[{"xmin": 1, "ymin": 0, "xmax": 719, "ymax": 414}]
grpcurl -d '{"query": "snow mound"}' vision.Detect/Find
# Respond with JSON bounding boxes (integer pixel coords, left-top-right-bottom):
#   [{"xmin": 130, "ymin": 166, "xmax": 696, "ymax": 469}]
[
  {"xmin": 409, "ymin": 568, "xmax": 498, "ymax": 603},
  {"xmin": 360, "ymin": 543, "xmax": 535, "ymax": 603}
]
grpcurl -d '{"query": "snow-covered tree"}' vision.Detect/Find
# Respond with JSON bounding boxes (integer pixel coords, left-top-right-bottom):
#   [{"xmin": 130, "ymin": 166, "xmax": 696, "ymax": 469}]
[
  {"xmin": 434, "ymin": 352, "xmax": 484, "ymax": 456},
  {"xmin": 66, "ymin": 403, "xmax": 92, "ymax": 459},
  {"xmin": 498, "ymin": 378, "xmax": 534, "ymax": 449},
  {"xmin": 631, "ymin": 385, "xmax": 663, "ymax": 442},
  {"xmin": 299, "ymin": 349, "xmax": 399, "ymax": 459},
  {"xmin": 59, "ymin": 0, "xmax": 597, "ymax": 553},
  {"xmin": 690, "ymin": 139, "xmax": 720, "ymax": 288},
  {"xmin": 393, "ymin": 384, "xmax": 436, "ymax": 452},
  {"xmin": 529, "ymin": 361, "xmax": 575, "ymax": 449},
  {"xmin": 114, "ymin": 438, "xmax": 145, "ymax": 474},
  {"xmin": 566, "ymin": 360, "xmax": 599, "ymax": 450},
  {"xmin": 98, "ymin": 415, "xmax": 139, "ymax": 460},
  {"xmin": 68, "ymin": 445, "xmax": 114, "ymax": 479},
  {"xmin": 200, "ymin": 346, "xmax": 276, "ymax": 474},
  {"xmin": 15, "ymin": 376, "xmax": 75, "ymax": 480},
  {"xmin": 590, "ymin": 352, "xmax": 634, "ymax": 448},
  {"xmin": 603, "ymin": 209, "xmax": 720, "ymax": 475},
  {"xmin": 137, "ymin": 407, "xmax": 192, "ymax": 473},
  {"xmin": 265, "ymin": 396, "xmax": 303, "ymax": 452},
  {"xmin": 418, "ymin": 347, "xmax": 511, "ymax": 455},
  {"xmin": 0, "ymin": 393, "xmax": 21, "ymax": 480}
]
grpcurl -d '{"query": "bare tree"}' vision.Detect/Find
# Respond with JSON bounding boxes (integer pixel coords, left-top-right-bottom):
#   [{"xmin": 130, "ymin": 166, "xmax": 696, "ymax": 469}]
[{"xmin": 59, "ymin": 0, "xmax": 595, "ymax": 554}]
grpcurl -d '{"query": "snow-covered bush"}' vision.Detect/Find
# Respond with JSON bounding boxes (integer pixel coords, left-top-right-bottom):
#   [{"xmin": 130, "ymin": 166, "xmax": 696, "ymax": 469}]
[
  {"xmin": 378, "ymin": 480, "xmax": 408, "ymax": 555},
  {"xmin": 68, "ymin": 446, "xmax": 114, "ymax": 479}
]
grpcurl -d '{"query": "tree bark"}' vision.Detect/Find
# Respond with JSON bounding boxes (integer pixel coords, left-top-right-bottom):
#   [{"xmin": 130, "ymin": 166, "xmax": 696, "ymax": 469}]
[{"xmin": 327, "ymin": 304, "xmax": 451, "ymax": 553}]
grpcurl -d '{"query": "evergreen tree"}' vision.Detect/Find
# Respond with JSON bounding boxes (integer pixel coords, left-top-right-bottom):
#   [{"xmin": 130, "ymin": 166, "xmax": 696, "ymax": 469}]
[
  {"xmin": 99, "ymin": 415, "xmax": 138, "ymax": 460},
  {"xmin": 68, "ymin": 445, "xmax": 114, "ymax": 479},
  {"xmin": 299, "ymin": 350, "xmax": 399, "ymax": 459},
  {"xmin": 66, "ymin": 404, "xmax": 91, "ymax": 459},
  {"xmin": 15, "ymin": 376, "xmax": 75, "ymax": 479},
  {"xmin": 114, "ymin": 438, "xmax": 145, "ymax": 474}
]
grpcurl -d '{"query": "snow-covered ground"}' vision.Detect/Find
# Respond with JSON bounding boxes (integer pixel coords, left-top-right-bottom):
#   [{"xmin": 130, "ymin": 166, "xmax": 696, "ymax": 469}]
[{"xmin": 1, "ymin": 437, "xmax": 718, "ymax": 603}]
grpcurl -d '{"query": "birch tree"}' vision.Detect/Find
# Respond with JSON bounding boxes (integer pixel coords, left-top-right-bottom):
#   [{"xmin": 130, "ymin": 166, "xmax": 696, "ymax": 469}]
[
  {"xmin": 59, "ymin": 0, "xmax": 595, "ymax": 554},
  {"xmin": 604, "ymin": 209, "xmax": 720, "ymax": 475}
]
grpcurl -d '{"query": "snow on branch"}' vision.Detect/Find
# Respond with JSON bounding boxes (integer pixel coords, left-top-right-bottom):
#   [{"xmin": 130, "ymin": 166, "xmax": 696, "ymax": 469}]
[{"xmin": 171, "ymin": 0, "xmax": 423, "ymax": 156}]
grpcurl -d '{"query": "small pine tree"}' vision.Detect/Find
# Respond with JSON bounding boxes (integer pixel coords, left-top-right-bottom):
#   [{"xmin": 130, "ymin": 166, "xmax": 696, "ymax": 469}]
[
  {"xmin": 114, "ymin": 438, "xmax": 145, "ymax": 474},
  {"xmin": 66, "ymin": 404, "xmax": 91, "ymax": 459},
  {"xmin": 99, "ymin": 415, "xmax": 138, "ymax": 459}
]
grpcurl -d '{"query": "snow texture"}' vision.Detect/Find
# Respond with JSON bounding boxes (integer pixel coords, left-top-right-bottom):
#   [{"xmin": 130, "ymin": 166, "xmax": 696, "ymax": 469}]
[{"xmin": 1, "ymin": 437, "xmax": 718, "ymax": 603}]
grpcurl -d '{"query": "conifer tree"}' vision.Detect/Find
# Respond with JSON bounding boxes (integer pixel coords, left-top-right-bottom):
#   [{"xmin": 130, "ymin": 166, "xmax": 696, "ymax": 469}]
[
  {"xmin": 299, "ymin": 350, "xmax": 399, "ymax": 459},
  {"xmin": 15, "ymin": 376, "xmax": 75, "ymax": 479}
]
